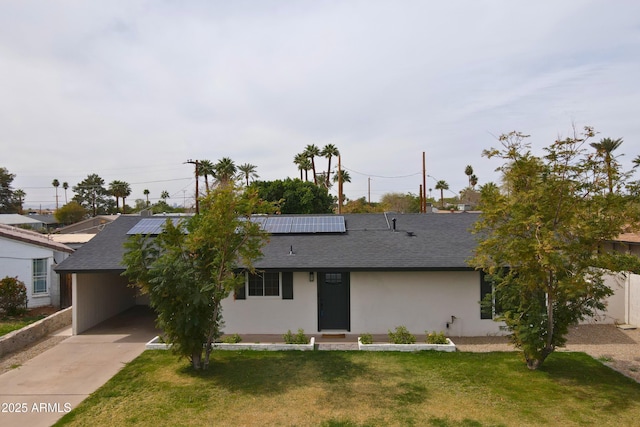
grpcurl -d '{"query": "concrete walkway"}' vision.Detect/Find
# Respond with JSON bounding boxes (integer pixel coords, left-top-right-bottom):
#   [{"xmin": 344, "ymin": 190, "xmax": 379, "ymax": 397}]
[{"xmin": 0, "ymin": 306, "xmax": 158, "ymax": 427}]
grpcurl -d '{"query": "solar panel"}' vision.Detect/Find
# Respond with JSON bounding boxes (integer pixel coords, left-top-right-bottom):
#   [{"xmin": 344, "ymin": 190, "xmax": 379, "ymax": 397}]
[
  {"xmin": 126, "ymin": 218, "xmax": 183, "ymax": 235},
  {"xmin": 264, "ymin": 216, "xmax": 345, "ymax": 234}
]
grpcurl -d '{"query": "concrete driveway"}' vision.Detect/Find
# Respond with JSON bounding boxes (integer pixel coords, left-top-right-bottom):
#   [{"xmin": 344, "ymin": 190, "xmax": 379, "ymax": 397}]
[{"xmin": 0, "ymin": 306, "xmax": 158, "ymax": 427}]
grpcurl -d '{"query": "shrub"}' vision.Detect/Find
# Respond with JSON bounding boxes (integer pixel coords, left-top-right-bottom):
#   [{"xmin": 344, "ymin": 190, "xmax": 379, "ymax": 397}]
[
  {"xmin": 388, "ymin": 326, "xmax": 416, "ymax": 344},
  {"xmin": 283, "ymin": 328, "xmax": 310, "ymax": 344},
  {"xmin": 222, "ymin": 333, "xmax": 242, "ymax": 344},
  {"xmin": 426, "ymin": 331, "xmax": 448, "ymax": 344},
  {"xmin": 359, "ymin": 333, "xmax": 373, "ymax": 344},
  {"xmin": 0, "ymin": 276, "xmax": 28, "ymax": 316}
]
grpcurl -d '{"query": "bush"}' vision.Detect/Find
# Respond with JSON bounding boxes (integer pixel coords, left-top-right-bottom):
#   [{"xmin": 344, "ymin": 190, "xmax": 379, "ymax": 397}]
[
  {"xmin": 426, "ymin": 331, "xmax": 448, "ymax": 344},
  {"xmin": 388, "ymin": 326, "xmax": 416, "ymax": 344},
  {"xmin": 222, "ymin": 333, "xmax": 242, "ymax": 344},
  {"xmin": 359, "ymin": 333, "xmax": 373, "ymax": 344},
  {"xmin": 283, "ymin": 328, "xmax": 310, "ymax": 344},
  {"xmin": 0, "ymin": 276, "xmax": 28, "ymax": 316}
]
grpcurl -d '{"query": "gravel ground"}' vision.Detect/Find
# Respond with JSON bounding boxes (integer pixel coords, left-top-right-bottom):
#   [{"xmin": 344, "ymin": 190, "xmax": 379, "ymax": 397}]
[{"xmin": 2, "ymin": 324, "xmax": 639, "ymax": 382}]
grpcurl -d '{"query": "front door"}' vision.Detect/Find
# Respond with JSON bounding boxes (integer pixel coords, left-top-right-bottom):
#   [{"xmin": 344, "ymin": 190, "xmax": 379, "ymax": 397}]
[{"xmin": 318, "ymin": 272, "xmax": 350, "ymax": 331}]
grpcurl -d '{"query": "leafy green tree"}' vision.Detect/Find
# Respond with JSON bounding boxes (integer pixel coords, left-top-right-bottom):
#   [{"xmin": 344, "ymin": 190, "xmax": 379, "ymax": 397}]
[
  {"xmin": 470, "ymin": 128, "xmax": 640, "ymax": 370},
  {"xmin": 380, "ymin": 192, "xmax": 420, "ymax": 213},
  {"xmin": 0, "ymin": 167, "xmax": 20, "ymax": 214},
  {"xmin": 342, "ymin": 197, "xmax": 383, "ymax": 213},
  {"xmin": 122, "ymin": 184, "xmax": 272, "ymax": 369},
  {"xmin": 249, "ymin": 178, "xmax": 335, "ymax": 214},
  {"xmin": 73, "ymin": 174, "xmax": 114, "ymax": 216},
  {"xmin": 237, "ymin": 163, "xmax": 259, "ymax": 186},
  {"xmin": 435, "ymin": 180, "xmax": 449, "ymax": 208},
  {"xmin": 54, "ymin": 201, "xmax": 87, "ymax": 224}
]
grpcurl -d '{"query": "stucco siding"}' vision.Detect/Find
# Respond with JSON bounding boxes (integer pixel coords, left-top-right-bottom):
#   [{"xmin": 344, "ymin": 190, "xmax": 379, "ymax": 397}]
[
  {"xmin": 0, "ymin": 237, "xmax": 70, "ymax": 308},
  {"xmin": 350, "ymin": 271, "xmax": 505, "ymax": 336},
  {"xmin": 72, "ymin": 272, "xmax": 136, "ymax": 334},
  {"xmin": 221, "ymin": 272, "xmax": 317, "ymax": 334},
  {"xmin": 628, "ymin": 274, "xmax": 640, "ymax": 326}
]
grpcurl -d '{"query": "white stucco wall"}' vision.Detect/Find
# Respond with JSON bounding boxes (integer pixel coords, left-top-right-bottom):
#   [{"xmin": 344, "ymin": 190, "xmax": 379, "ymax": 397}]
[
  {"xmin": 221, "ymin": 270, "xmax": 505, "ymax": 336},
  {"xmin": 221, "ymin": 272, "xmax": 318, "ymax": 334},
  {"xmin": 72, "ymin": 272, "xmax": 137, "ymax": 334},
  {"xmin": 350, "ymin": 271, "xmax": 504, "ymax": 336},
  {"xmin": 628, "ymin": 273, "xmax": 640, "ymax": 326},
  {"xmin": 0, "ymin": 237, "xmax": 70, "ymax": 308}
]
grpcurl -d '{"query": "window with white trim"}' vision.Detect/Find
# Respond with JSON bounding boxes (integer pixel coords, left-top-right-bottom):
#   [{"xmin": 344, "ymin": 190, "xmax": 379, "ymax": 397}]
[{"xmin": 33, "ymin": 258, "xmax": 48, "ymax": 294}]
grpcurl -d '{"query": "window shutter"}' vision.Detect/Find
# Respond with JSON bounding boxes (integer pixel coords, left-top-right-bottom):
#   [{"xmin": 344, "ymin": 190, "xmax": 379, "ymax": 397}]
[
  {"xmin": 282, "ymin": 272, "xmax": 293, "ymax": 300},
  {"xmin": 480, "ymin": 272, "xmax": 493, "ymax": 319},
  {"xmin": 235, "ymin": 284, "xmax": 246, "ymax": 300}
]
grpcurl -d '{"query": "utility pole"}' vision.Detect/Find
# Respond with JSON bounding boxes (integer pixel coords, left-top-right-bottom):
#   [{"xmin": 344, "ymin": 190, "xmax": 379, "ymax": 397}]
[
  {"xmin": 422, "ymin": 151, "xmax": 427, "ymax": 213},
  {"xmin": 186, "ymin": 159, "xmax": 200, "ymax": 214},
  {"xmin": 338, "ymin": 155, "xmax": 343, "ymax": 214},
  {"xmin": 368, "ymin": 177, "xmax": 371, "ymax": 205}
]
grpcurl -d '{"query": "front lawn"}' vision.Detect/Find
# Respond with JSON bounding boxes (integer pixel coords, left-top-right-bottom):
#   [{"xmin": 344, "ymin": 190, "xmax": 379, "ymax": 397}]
[
  {"xmin": 0, "ymin": 315, "xmax": 45, "ymax": 337},
  {"xmin": 55, "ymin": 350, "xmax": 640, "ymax": 426}
]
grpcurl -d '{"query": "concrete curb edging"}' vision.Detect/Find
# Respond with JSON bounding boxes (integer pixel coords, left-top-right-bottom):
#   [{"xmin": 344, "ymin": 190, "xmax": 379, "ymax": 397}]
[
  {"xmin": 146, "ymin": 336, "xmax": 316, "ymax": 351},
  {"xmin": 358, "ymin": 337, "xmax": 456, "ymax": 352},
  {"xmin": 0, "ymin": 307, "xmax": 72, "ymax": 357}
]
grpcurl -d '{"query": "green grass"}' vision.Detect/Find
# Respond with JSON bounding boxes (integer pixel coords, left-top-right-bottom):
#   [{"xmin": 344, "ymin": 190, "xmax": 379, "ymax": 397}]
[
  {"xmin": 55, "ymin": 350, "xmax": 640, "ymax": 427},
  {"xmin": 0, "ymin": 315, "xmax": 45, "ymax": 337}
]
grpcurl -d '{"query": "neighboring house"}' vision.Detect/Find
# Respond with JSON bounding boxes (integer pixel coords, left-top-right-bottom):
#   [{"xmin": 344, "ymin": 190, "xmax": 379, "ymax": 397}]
[
  {"xmin": 0, "ymin": 224, "xmax": 74, "ymax": 309},
  {"xmin": 56, "ymin": 212, "xmax": 510, "ymax": 336},
  {"xmin": 601, "ymin": 231, "xmax": 640, "ymax": 327},
  {"xmin": 26, "ymin": 214, "xmax": 60, "ymax": 231},
  {"xmin": 56, "ymin": 215, "xmax": 119, "ymax": 235},
  {"xmin": 0, "ymin": 214, "xmax": 45, "ymax": 231}
]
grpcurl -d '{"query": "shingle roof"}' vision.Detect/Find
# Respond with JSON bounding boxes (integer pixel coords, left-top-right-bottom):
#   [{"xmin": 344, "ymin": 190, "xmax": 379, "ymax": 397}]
[
  {"xmin": 55, "ymin": 213, "xmax": 481, "ymax": 273},
  {"xmin": 0, "ymin": 224, "xmax": 74, "ymax": 253}
]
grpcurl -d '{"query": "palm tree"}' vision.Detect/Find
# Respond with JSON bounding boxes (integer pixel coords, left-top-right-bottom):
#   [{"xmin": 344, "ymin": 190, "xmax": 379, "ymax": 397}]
[
  {"xmin": 303, "ymin": 144, "xmax": 321, "ymax": 185},
  {"xmin": 470, "ymin": 174, "xmax": 478, "ymax": 189},
  {"xmin": 590, "ymin": 137, "xmax": 623, "ymax": 194},
  {"xmin": 121, "ymin": 182, "xmax": 131, "ymax": 213},
  {"xmin": 52, "ymin": 179, "xmax": 60, "ymax": 209},
  {"xmin": 160, "ymin": 190, "xmax": 170, "ymax": 201},
  {"xmin": 633, "ymin": 155, "xmax": 640, "ymax": 169},
  {"xmin": 435, "ymin": 180, "xmax": 449, "ymax": 209},
  {"xmin": 198, "ymin": 160, "xmax": 215, "ymax": 194},
  {"xmin": 62, "ymin": 182, "xmax": 69, "ymax": 204},
  {"xmin": 143, "ymin": 189, "xmax": 150, "ymax": 207},
  {"xmin": 237, "ymin": 163, "xmax": 258, "ymax": 186},
  {"xmin": 464, "ymin": 165, "xmax": 474, "ymax": 187},
  {"xmin": 214, "ymin": 157, "xmax": 237, "ymax": 186},
  {"xmin": 332, "ymin": 169, "xmax": 352, "ymax": 184},
  {"xmin": 321, "ymin": 144, "xmax": 340, "ymax": 186},
  {"xmin": 293, "ymin": 153, "xmax": 307, "ymax": 180},
  {"xmin": 109, "ymin": 180, "xmax": 131, "ymax": 213}
]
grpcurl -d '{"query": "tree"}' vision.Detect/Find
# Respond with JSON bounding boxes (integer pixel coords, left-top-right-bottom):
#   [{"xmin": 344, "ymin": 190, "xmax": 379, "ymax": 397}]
[
  {"xmin": 321, "ymin": 144, "xmax": 340, "ymax": 187},
  {"xmin": 380, "ymin": 192, "xmax": 420, "ymax": 213},
  {"xmin": 469, "ymin": 128, "xmax": 640, "ymax": 370},
  {"xmin": 464, "ymin": 165, "xmax": 474, "ymax": 187},
  {"xmin": 198, "ymin": 160, "xmax": 215, "ymax": 194},
  {"xmin": 143, "ymin": 189, "xmax": 150, "ymax": 207},
  {"xmin": 52, "ymin": 179, "xmax": 60, "ymax": 210},
  {"xmin": 237, "ymin": 163, "xmax": 259, "ymax": 186},
  {"xmin": 13, "ymin": 189, "xmax": 25, "ymax": 214},
  {"xmin": 434, "ymin": 180, "xmax": 449, "ymax": 208},
  {"xmin": 590, "ymin": 137, "xmax": 623, "ymax": 194},
  {"xmin": 214, "ymin": 157, "xmax": 237, "ymax": 187},
  {"xmin": 470, "ymin": 174, "xmax": 478, "ymax": 188},
  {"xmin": 122, "ymin": 183, "xmax": 273, "ymax": 369},
  {"xmin": 55, "ymin": 201, "xmax": 87, "ymax": 224},
  {"xmin": 62, "ymin": 182, "xmax": 69, "ymax": 204},
  {"xmin": 249, "ymin": 178, "xmax": 335, "ymax": 214},
  {"xmin": 109, "ymin": 180, "xmax": 131, "ymax": 214},
  {"xmin": 0, "ymin": 167, "xmax": 20, "ymax": 214},
  {"xmin": 73, "ymin": 174, "xmax": 113, "ymax": 216},
  {"xmin": 293, "ymin": 153, "xmax": 311, "ymax": 181},
  {"xmin": 160, "ymin": 190, "xmax": 170, "ymax": 201},
  {"xmin": 303, "ymin": 144, "xmax": 321, "ymax": 185}
]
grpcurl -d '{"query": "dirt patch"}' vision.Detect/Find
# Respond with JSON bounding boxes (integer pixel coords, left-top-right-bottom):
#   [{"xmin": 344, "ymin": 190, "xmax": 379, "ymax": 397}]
[{"xmin": 24, "ymin": 305, "xmax": 59, "ymax": 317}]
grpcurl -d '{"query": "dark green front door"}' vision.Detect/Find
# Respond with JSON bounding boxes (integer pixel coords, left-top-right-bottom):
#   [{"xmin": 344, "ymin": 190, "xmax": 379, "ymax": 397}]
[{"xmin": 318, "ymin": 272, "xmax": 350, "ymax": 331}]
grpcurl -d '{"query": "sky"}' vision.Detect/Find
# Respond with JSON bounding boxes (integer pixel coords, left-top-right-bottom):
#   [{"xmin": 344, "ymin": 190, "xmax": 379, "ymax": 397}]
[{"xmin": 2, "ymin": 1, "xmax": 640, "ymax": 210}]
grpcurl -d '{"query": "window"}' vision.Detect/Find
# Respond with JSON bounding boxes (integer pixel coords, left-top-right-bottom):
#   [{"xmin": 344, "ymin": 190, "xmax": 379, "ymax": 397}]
[
  {"xmin": 33, "ymin": 258, "xmax": 48, "ymax": 294},
  {"xmin": 480, "ymin": 272, "xmax": 502, "ymax": 319},
  {"xmin": 236, "ymin": 272, "xmax": 293, "ymax": 300},
  {"xmin": 248, "ymin": 272, "xmax": 280, "ymax": 297}
]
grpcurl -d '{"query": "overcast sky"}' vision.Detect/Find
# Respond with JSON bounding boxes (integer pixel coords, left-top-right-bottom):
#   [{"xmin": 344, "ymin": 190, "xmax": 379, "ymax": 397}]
[{"xmin": 2, "ymin": 1, "xmax": 639, "ymax": 210}]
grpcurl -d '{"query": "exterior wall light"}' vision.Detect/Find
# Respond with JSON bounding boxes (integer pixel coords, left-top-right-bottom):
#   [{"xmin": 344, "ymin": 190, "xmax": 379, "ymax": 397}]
[{"xmin": 309, "ymin": 272, "xmax": 314, "ymax": 282}]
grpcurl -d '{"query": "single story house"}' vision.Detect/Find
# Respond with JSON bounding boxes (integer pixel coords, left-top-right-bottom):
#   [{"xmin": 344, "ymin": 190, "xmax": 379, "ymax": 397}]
[
  {"xmin": 55, "ymin": 212, "xmax": 628, "ymax": 336},
  {"xmin": 0, "ymin": 224, "xmax": 74, "ymax": 308},
  {"xmin": 0, "ymin": 214, "xmax": 46, "ymax": 231}
]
